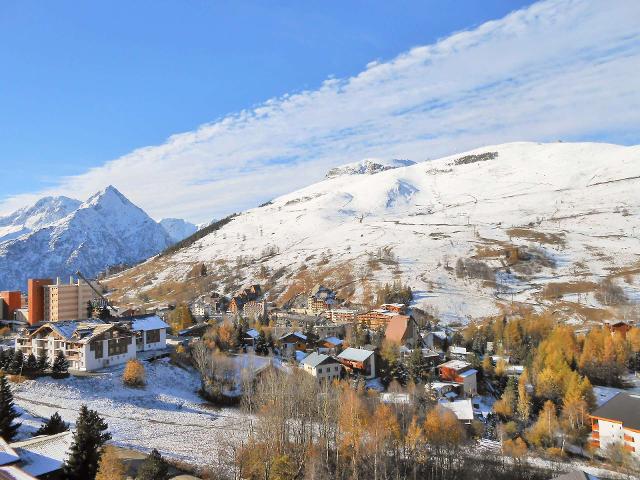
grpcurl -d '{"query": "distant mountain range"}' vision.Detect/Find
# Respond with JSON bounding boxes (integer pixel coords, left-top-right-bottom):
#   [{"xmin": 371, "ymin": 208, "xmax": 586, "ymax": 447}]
[{"xmin": 0, "ymin": 186, "xmax": 196, "ymax": 291}]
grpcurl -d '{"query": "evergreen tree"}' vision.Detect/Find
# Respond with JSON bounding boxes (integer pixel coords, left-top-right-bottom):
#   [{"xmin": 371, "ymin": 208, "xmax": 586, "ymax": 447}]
[
  {"xmin": 303, "ymin": 325, "xmax": 318, "ymax": 348},
  {"xmin": 34, "ymin": 411, "xmax": 69, "ymax": 436},
  {"xmin": 0, "ymin": 349, "xmax": 13, "ymax": 371},
  {"xmin": 254, "ymin": 330, "xmax": 269, "ymax": 356},
  {"xmin": 63, "ymin": 405, "xmax": 111, "ymax": 480},
  {"xmin": 98, "ymin": 306, "xmax": 112, "ymax": 320},
  {"xmin": 9, "ymin": 350, "xmax": 23, "ymax": 374},
  {"xmin": 52, "ymin": 351, "xmax": 69, "ymax": 375},
  {"xmin": 24, "ymin": 353, "xmax": 38, "ymax": 373},
  {"xmin": 87, "ymin": 301, "xmax": 95, "ymax": 319},
  {"xmin": 407, "ymin": 347, "xmax": 429, "ymax": 384},
  {"xmin": 36, "ymin": 350, "xmax": 49, "ymax": 372},
  {"xmin": 0, "ymin": 349, "xmax": 6, "ymax": 371},
  {"xmin": 0, "ymin": 373, "xmax": 21, "ymax": 441},
  {"xmin": 136, "ymin": 448, "xmax": 169, "ymax": 480}
]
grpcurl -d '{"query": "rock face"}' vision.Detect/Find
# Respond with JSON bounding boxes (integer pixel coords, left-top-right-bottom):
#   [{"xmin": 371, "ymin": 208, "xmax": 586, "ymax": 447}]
[
  {"xmin": 0, "ymin": 186, "xmax": 174, "ymax": 291},
  {"xmin": 160, "ymin": 218, "xmax": 198, "ymax": 243},
  {"xmin": 325, "ymin": 158, "xmax": 416, "ymax": 178}
]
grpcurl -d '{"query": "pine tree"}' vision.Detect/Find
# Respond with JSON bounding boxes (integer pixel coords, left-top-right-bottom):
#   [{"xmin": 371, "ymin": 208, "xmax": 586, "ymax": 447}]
[
  {"xmin": 63, "ymin": 405, "xmax": 111, "ymax": 480},
  {"xmin": 0, "ymin": 373, "xmax": 21, "ymax": 441},
  {"xmin": 52, "ymin": 351, "xmax": 69, "ymax": 375},
  {"xmin": 87, "ymin": 301, "xmax": 95, "ymax": 319},
  {"xmin": 9, "ymin": 350, "xmax": 23, "ymax": 375},
  {"xmin": 254, "ymin": 331, "xmax": 269, "ymax": 356},
  {"xmin": 36, "ymin": 350, "xmax": 49, "ymax": 372},
  {"xmin": 24, "ymin": 353, "xmax": 38, "ymax": 373},
  {"xmin": 96, "ymin": 445, "xmax": 126, "ymax": 480},
  {"xmin": 407, "ymin": 347, "xmax": 428, "ymax": 383},
  {"xmin": 136, "ymin": 448, "xmax": 169, "ymax": 480},
  {"xmin": 34, "ymin": 411, "xmax": 69, "ymax": 436},
  {"xmin": 1, "ymin": 349, "xmax": 13, "ymax": 371}
]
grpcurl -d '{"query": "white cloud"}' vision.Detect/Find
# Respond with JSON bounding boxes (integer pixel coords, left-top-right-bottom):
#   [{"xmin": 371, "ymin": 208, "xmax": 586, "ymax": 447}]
[{"xmin": 2, "ymin": 0, "xmax": 639, "ymax": 223}]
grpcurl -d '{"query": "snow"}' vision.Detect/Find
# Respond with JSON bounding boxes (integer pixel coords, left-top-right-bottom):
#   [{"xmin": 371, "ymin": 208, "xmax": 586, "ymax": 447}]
[
  {"xmin": 111, "ymin": 142, "xmax": 640, "ymax": 324},
  {"xmin": 438, "ymin": 398, "xmax": 474, "ymax": 422},
  {"xmin": 159, "ymin": 218, "xmax": 197, "ymax": 243},
  {"xmin": 131, "ymin": 315, "xmax": 170, "ymax": 331},
  {"xmin": 338, "ymin": 347, "xmax": 374, "ymax": 362},
  {"xmin": 0, "ymin": 186, "xmax": 174, "ymax": 291},
  {"xmin": 12, "ymin": 358, "xmax": 251, "ymax": 465}
]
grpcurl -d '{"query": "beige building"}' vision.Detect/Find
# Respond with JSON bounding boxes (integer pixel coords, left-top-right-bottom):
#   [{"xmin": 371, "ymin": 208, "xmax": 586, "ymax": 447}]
[{"xmin": 43, "ymin": 278, "xmax": 96, "ymax": 322}]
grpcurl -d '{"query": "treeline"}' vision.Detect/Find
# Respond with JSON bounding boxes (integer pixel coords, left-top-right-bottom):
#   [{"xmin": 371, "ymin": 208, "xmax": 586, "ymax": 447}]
[
  {"xmin": 375, "ymin": 280, "xmax": 413, "ymax": 305},
  {"xmin": 160, "ymin": 213, "xmax": 236, "ymax": 257},
  {"xmin": 201, "ymin": 369, "xmax": 555, "ymax": 480},
  {"xmin": 0, "ymin": 348, "xmax": 69, "ymax": 378}
]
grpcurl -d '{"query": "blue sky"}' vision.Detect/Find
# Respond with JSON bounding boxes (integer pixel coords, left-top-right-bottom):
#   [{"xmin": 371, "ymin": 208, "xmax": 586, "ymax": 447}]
[{"xmin": 1, "ymin": 0, "xmax": 639, "ymax": 222}]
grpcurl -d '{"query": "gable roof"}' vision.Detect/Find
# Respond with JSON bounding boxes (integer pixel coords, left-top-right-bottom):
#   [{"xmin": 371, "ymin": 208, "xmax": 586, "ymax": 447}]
[
  {"xmin": 31, "ymin": 320, "xmax": 125, "ymax": 344},
  {"xmin": 130, "ymin": 315, "xmax": 169, "ymax": 331},
  {"xmin": 11, "ymin": 432, "xmax": 73, "ymax": 477},
  {"xmin": 279, "ymin": 331, "xmax": 307, "ymax": 342},
  {"xmin": 301, "ymin": 352, "xmax": 339, "ymax": 368},
  {"xmin": 0, "ymin": 465, "xmax": 38, "ymax": 480},
  {"xmin": 438, "ymin": 360, "xmax": 470, "ymax": 371},
  {"xmin": 0, "ymin": 438, "xmax": 19, "ymax": 466},
  {"xmin": 338, "ymin": 347, "xmax": 374, "ymax": 362},
  {"xmin": 439, "ymin": 399, "xmax": 474, "ymax": 421},
  {"xmin": 322, "ymin": 336, "xmax": 343, "ymax": 346},
  {"xmin": 592, "ymin": 391, "xmax": 640, "ymax": 430}
]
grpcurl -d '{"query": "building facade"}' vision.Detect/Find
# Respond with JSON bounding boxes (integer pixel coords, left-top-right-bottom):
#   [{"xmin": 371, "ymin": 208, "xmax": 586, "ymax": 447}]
[
  {"xmin": 27, "ymin": 278, "xmax": 53, "ymax": 325},
  {"xmin": 0, "ymin": 291, "xmax": 21, "ymax": 320},
  {"xmin": 15, "ymin": 320, "xmax": 136, "ymax": 371},
  {"xmin": 590, "ymin": 392, "xmax": 640, "ymax": 458},
  {"xmin": 42, "ymin": 278, "xmax": 96, "ymax": 323},
  {"xmin": 300, "ymin": 352, "xmax": 343, "ymax": 382}
]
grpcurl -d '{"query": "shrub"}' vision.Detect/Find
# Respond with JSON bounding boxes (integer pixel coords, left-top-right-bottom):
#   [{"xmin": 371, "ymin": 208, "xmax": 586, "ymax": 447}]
[{"xmin": 122, "ymin": 360, "xmax": 146, "ymax": 387}]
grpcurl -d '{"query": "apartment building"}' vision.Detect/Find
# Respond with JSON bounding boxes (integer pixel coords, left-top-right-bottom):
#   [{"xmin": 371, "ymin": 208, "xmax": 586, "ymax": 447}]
[
  {"xmin": 27, "ymin": 278, "xmax": 53, "ymax": 324},
  {"xmin": 42, "ymin": 277, "xmax": 96, "ymax": 322},
  {"xmin": 590, "ymin": 391, "xmax": 640, "ymax": 458},
  {"xmin": 15, "ymin": 319, "xmax": 136, "ymax": 371},
  {"xmin": 0, "ymin": 291, "xmax": 21, "ymax": 320}
]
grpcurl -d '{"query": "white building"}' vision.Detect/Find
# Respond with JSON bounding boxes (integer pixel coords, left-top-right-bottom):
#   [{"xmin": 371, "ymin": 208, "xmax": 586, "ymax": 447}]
[
  {"xmin": 130, "ymin": 315, "xmax": 169, "ymax": 351},
  {"xmin": 439, "ymin": 398, "xmax": 474, "ymax": 425},
  {"xmin": 337, "ymin": 347, "xmax": 376, "ymax": 379},
  {"xmin": 591, "ymin": 391, "xmax": 640, "ymax": 459},
  {"xmin": 0, "ymin": 432, "xmax": 73, "ymax": 478},
  {"xmin": 300, "ymin": 352, "xmax": 343, "ymax": 382},
  {"xmin": 15, "ymin": 320, "xmax": 136, "ymax": 371}
]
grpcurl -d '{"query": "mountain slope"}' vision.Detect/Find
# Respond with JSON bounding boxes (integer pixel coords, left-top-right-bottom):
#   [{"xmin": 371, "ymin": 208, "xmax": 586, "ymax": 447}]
[
  {"xmin": 105, "ymin": 143, "xmax": 640, "ymax": 323},
  {"xmin": 160, "ymin": 218, "xmax": 198, "ymax": 243},
  {"xmin": 0, "ymin": 196, "xmax": 81, "ymax": 243},
  {"xmin": 0, "ymin": 186, "xmax": 173, "ymax": 291}
]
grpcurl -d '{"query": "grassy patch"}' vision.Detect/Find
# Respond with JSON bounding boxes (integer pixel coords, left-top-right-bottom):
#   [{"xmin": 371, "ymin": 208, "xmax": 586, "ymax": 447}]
[{"xmin": 506, "ymin": 227, "xmax": 566, "ymax": 246}]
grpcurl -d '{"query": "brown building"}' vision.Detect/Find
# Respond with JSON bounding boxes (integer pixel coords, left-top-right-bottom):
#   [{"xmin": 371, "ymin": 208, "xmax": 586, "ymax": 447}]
[
  {"xmin": 27, "ymin": 278, "xmax": 53, "ymax": 325},
  {"xmin": 42, "ymin": 278, "xmax": 95, "ymax": 322},
  {"xmin": 357, "ymin": 309, "xmax": 396, "ymax": 330},
  {"xmin": 0, "ymin": 291, "xmax": 21, "ymax": 320}
]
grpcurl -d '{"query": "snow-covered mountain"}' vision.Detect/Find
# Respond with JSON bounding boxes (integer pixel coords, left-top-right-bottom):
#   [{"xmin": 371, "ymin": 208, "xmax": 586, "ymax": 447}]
[
  {"xmin": 325, "ymin": 158, "xmax": 416, "ymax": 178},
  {"xmin": 106, "ymin": 142, "xmax": 640, "ymax": 323},
  {"xmin": 0, "ymin": 196, "xmax": 81, "ymax": 243},
  {"xmin": 0, "ymin": 186, "xmax": 174, "ymax": 291},
  {"xmin": 160, "ymin": 218, "xmax": 198, "ymax": 243}
]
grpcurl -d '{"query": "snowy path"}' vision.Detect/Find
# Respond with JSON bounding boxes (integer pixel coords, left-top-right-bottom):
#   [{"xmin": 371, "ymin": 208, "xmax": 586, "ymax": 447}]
[{"xmin": 12, "ymin": 359, "xmax": 251, "ymax": 466}]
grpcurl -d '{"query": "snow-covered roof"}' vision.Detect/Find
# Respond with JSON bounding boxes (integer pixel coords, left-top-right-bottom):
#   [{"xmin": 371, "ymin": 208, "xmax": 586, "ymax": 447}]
[
  {"xmin": 131, "ymin": 315, "xmax": 169, "ymax": 331},
  {"xmin": 338, "ymin": 347, "xmax": 374, "ymax": 362},
  {"xmin": 0, "ymin": 465, "xmax": 38, "ymax": 480},
  {"xmin": 11, "ymin": 432, "xmax": 73, "ymax": 477},
  {"xmin": 438, "ymin": 360, "xmax": 470, "ymax": 371},
  {"xmin": 0, "ymin": 438, "xmax": 19, "ymax": 466},
  {"xmin": 280, "ymin": 331, "xmax": 307, "ymax": 342},
  {"xmin": 457, "ymin": 369, "xmax": 478, "ymax": 378},
  {"xmin": 449, "ymin": 346, "xmax": 467, "ymax": 355},
  {"xmin": 439, "ymin": 399, "xmax": 474, "ymax": 421},
  {"xmin": 301, "ymin": 352, "xmax": 338, "ymax": 368},
  {"xmin": 33, "ymin": 320, "xmax": 122, "ymax": 344},
  {"xmin": 322, "ymin": 336, "xmax": 343, "ymax": 346},
  {"xmin": 246, "ymin": 328, "xmax": 260, "ymax": 339},
  {"xmin": 431, "ymin": 331, "xmax": 448, "ymax": 340},
  {"xmin": 381, "ymin": 393, "xmax": 411, "ymax": 404}
]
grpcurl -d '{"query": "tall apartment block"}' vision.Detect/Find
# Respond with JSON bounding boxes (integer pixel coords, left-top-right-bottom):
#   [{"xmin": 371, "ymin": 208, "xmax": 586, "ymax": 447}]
[
  {"xmin": 28, "ymin": 278, "xmax": 53, "ymax": 324},
  {"xmin": 0, "ymin": 291, "xmax": 21, "ymax": 320},
  {"xmin": 27, "ymin": 277, "xmax": 96, "ymax": 324}
]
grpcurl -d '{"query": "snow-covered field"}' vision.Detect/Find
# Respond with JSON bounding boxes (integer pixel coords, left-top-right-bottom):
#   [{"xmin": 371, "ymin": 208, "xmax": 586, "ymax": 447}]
[
  {"xmin": 107, "ymin": 141, "xmax": 640, "ymax": 323},
  {"xmin": 12, "ymin": 358, "xmax": 250, "ymax": 466}
]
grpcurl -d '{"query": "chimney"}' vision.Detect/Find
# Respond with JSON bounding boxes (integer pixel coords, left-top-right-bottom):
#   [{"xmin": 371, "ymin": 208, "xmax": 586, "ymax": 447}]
[{"xmin": 56, "ymin": 277, "xmax": 61, "ymax": 285}]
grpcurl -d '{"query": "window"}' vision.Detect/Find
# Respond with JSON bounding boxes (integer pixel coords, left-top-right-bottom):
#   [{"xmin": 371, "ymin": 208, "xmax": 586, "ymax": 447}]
[
  {"xmin": 146, "ymin": 329, "xmax": 160, "ymax": 344},
  {"xmin": 90, "ymin": 341, "xmax": 104, "ymax": 359},
  {"xmin": 108, "ymin": 337, "xmax": 130, "ymax": 356},
  {"xmin": 318, "ymin": 368, "xmax": 322, "ymax": 373}
]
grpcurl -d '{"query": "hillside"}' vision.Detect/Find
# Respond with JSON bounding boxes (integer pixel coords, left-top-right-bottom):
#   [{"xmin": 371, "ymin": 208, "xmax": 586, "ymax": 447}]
[
  {"xmin": 105, "ymin": 142, "xmax": 640, "ymax": 324},
  {"xmin": 0, "ymin": 186, "xmax": 174, "ymax": 291}
]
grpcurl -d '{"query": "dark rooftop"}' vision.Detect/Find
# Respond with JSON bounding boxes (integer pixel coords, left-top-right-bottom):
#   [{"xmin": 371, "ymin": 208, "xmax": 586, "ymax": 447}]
[{"xmin": 591, "ymin": 391, "xmax": 640, "ymax": 430}]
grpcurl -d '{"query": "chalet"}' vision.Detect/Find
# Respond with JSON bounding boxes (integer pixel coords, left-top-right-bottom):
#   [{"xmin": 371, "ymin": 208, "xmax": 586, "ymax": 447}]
[
  {"xmin": 0, "ymin": 431, "xmax": 73, "ymax": 479},
  {"xmin": 384, "ymin": 315, "xmax": 418, "ymax": 347},
  {"xmin": 129, "ymin": 315, "xmax": 169, "ymax": 352},
  {"xmin": 307, "ymin": 284, "xmax": 337, "ymax": 314},
  {"xmin": 328, "ymin": 308, "xmax": 359, "ymax": 324},
  {"xmin": 439, "ymin": 399, "xmax": 474, "ymax": 425},
  {"xmin": 279, "ymin": 331, "xmax": 308, "ymax": 357},
  {"xmin": 357, "ymin": 309, "xmax": 397, "ymax": 330},
  {"xmin": 380, "ymin": 303, "xmax": 407, "ymax": 314},
  {"xmin": 245, "ymin": 328, "xmax": 260, "ymax": 347},
  {"xmin": 300, "ymin": 352, "xmax": 343, "ymax": 382},
  {"xmin": 15, "ymin": 320, "xmax": 135, "ymax": 371},
  {"xmin": 590, "ymin": 391, "xmax": 640, "ymax": 458},
  {"xmin": 438, "ymin": 360, "xmax": 477, "ymax": 396},
  {"xmin": 337, "ymin": 347, "xmax": 376, "ymax": 379}
]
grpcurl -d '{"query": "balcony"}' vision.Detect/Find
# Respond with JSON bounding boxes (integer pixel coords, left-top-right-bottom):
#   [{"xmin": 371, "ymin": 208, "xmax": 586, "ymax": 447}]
[
  {"xmin": 624, "ymin": 444, "xmax": 635, "ymax": 453},
  {"xmin": 590, "ymin": 440, "xmax": 600, "ymax": 448},
  {"xmin": 624, "ymin": 434, "xmax": 634, "ymax": 442},
  {"xmin": 592, "ymin": 422, "xmax": 599, "ymax": 431},
  {"xmin": 591, "ymin": 432, "xmax": 600, "ymax": 440}
]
